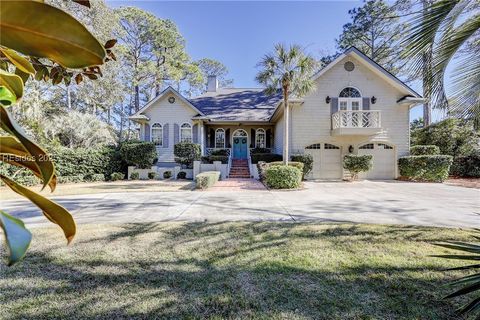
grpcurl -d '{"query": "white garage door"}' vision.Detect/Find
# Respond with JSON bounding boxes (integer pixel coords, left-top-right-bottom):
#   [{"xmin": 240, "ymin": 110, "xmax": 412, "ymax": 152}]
[
  {"xmin": 358, "ymin": 143, "xmax": 395, "ymax": 179},
  {"xmin": 305, "ymin": 143, "xmax": 342, "ymax": 180}
]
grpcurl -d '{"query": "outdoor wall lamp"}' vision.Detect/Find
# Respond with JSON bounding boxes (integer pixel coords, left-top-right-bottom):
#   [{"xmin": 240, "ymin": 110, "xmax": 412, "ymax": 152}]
[
  {"xmin": 348, "ymin": 145, "xmax": 354, "ymax": 153},
  {"xmin": 371, "ymin": 96, "xmax": 377, "ymax": 104},
  {"xmin": 326, "ymin": 96, "xmax": 331, "ymax": 104}
]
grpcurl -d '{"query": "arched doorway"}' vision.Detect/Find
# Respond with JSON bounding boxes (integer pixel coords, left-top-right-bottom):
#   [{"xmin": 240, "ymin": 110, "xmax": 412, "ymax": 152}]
[{"xmin": 232, "ymin": 129, "xmax": 248, "ymax": 159}]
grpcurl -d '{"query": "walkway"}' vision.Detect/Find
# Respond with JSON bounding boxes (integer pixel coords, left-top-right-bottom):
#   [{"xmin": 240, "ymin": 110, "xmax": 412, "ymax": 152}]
[{"xmin": 208, "ymin": 178, "xmax": 266, "ymax": 191}]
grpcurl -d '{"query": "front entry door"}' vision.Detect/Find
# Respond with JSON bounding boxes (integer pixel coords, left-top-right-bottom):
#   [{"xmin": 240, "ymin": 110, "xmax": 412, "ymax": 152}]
[{"xmin": 233, "ymin": 137, "xmax": 248, "ymax": 159}]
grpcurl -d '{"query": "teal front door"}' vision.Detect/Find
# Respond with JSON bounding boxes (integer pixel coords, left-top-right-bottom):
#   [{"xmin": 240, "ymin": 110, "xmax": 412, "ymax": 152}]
[{"xmin": 233, "ymin": 137, "xmax": 248, "ymax": 159}]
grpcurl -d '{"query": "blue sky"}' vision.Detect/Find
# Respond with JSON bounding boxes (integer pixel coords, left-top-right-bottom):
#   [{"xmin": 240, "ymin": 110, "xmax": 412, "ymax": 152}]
[{"xmin": 108, "ymin": 1, "xmax": 427, "ymax": 120}]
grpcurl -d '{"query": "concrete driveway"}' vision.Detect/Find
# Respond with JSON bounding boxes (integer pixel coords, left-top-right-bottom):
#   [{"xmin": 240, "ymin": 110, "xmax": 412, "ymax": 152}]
[{"xmin": 1, "ymin": 181, "xmax": 479, "ymax": 228}]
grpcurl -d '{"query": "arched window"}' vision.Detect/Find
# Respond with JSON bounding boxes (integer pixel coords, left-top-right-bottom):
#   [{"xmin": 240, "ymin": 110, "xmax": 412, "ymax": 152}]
[
  {"xmin": 215, "ymin": 128, "xmax": 225, "ymax": 148},
  {"xmin": 255, "ymin": 128, "xmax": 266, "ymax": 148},
  {"xmin": 339, "ymin": 87, "xmax": 361, "ymax": 98},
  {"xmin": 180, "ymin": 123, "xmax": 192, "ymax": 143},
  {"xmin": 151, "ymin": 123, "xmax": 163, "ymax": 146}
]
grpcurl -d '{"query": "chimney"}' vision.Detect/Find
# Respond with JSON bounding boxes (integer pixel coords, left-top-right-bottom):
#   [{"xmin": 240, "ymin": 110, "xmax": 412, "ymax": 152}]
[{"xmin": 207, "ymin": 75, "xmax": 218, "ymax": 92}]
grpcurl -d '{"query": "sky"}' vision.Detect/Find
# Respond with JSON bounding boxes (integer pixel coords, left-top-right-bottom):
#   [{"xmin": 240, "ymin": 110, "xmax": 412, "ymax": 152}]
[{"xmin": 107, "ymin": 0, "xmax": 429, "ymax": 120}]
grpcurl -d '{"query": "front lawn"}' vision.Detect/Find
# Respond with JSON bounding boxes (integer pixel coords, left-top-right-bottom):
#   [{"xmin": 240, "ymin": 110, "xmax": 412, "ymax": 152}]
[{"xmin": 0, "ymin": 222, "xmax": 473, "ymax": 319}]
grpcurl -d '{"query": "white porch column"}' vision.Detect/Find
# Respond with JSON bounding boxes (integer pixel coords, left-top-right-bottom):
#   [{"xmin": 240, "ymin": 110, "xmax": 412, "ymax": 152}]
[{"xmin": 200, "ymin": 123, "xmax": 205, "ymax": 156}]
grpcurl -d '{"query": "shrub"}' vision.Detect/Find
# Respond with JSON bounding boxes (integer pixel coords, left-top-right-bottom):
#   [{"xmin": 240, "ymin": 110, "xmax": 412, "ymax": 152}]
[
  {"xmin": 411, "ymin": 118, "xmax": 479, "ymax": 158},
  {"xmin": 57, "ymin": 175, "xmax": 84, "ymax": 184},
  {"xmin": 343, "ymin": 155, "xmax": 373, "ymax": 181},
  {"xmin": 177, "ymin": 171, "xmax": 187, "ymax": 179},
  {"xmin": 148, "ymin": 171, "xmax": 158, "ymax": 180},
  {"xmin": 130, "ymin": 172, "xmax": 140, "ymax": 180},
  {"xmin": 250, "ymin": 147, "xmax": 270, "ymax": 154},
  {"xmin": 50, "ymin": 146, "xmax": 115, "ymax": 177},
  {"xmin": 120, "ymin": 141, "xmax": 157, "ymax": 169},
  {"xmin": 174, "ymin": 142, "xmax": 201, "ymax": 168},
  {"xmin": 251, "ymin": 153, "xmax": 282, "ymax": 164},
  {"xmin": 257, "ymin": 161, "xmax": 269, "ymax": 182},
  {"xmin": 201, "ymin": 155, "xmax": 229, "ymax": 164},
  {"xmin": 163, "ymin": 171, "xmax": 172, "ymax": 179},
  {"xmin": 84, "ymin": 173, "xmax": 105, "ymax": 182},
  {"xmin": 290, "ymin": 154, "xmax": 314, "ymax": 179},
  {"xmin": 210, "ymin": 149, "xmax": 229, "ymax": 156},
  {"xmin": 269, "ymin": 161, "xmax": 304, "ymax": 175},
  {"xmin": 410, "ymin": 145, "xmax": 440, "ymax": 155},
  {"xmin": 265, "ymin": 165, "xmax": 302, "ymax": 189},
  {"xmin": 111, "ymin": 172, "xmax": 125, "ymax": 181},
  {"xmin": 450, "ymin": 154, "xmax": 480, "ymax": 177},
  {"xmin": 398, "ymin": 155, "xmax": 453, "ymax": 182},
  {"xmin": 195, "ymin": 171, "xmax": 220, "ymax": 189}
]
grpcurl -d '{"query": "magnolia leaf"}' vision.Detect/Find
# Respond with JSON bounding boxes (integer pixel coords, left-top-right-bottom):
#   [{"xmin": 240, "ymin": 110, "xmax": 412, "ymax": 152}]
[
  {"xmin": 0, "ymin": 1, "xmax": 106, "ymax": 68},
  {"xmin": 15, "ymin": 68, "xmax": 30, "ymax": 84},
  {"xmin": 0, "ymin": 48, "xmax": 35, "ymax": 74},
  {"xmin": 104, "ymin": 39, "xmax": 117, "ymax": 49},
  {"xmin": 0, "ymin": 69, "xmax": 23, "ymax": 100},
  {"xmin": 0, "ymin": 136, "xmax": 56, "ymax": 191},
  {"xmin": 0, "ymin": 86, "xmax": 16, "ymax": 106},
  {"xmin": 0, "ymin": 175, "xmax": 76, "ymax": 244},
  {"xmin": 0, "ymin": 211, "xmax": 32, "ymax": 266},
  {"xmin": 0, "ymin": 105, "xmax": 54, "ymax": 190},
  {"xmin": 73, "ymin": 0, "xmax": 90, "ymax": 8},
  {"xmin": 74, "ymin": 73, "xmax": 83, "ymax": 84}
]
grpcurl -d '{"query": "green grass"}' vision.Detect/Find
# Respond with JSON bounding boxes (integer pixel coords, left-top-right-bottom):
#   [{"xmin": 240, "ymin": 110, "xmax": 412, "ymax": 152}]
[{"xmin": 0, "ymin": 222, "xmax": 474, "ymax": 319}]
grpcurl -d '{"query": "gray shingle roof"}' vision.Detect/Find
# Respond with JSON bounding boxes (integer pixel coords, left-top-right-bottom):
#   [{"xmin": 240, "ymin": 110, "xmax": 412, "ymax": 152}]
[{"xmin": 189, "ymin": 88, "xmax": 282, "ymax": 122}]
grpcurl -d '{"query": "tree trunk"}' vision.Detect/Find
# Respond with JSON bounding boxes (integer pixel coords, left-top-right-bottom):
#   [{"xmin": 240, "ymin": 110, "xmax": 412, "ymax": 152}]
[
  {"xmin": 134, "ymin": 85, "xmax": 140, "ymax": 113},
  {"xmin": 421, "ymin": 0, "xmax": 433, "ymax": 126},
  {"xmin": 283, "ymin": 88, "xmax": 289, "ymax": 166}
]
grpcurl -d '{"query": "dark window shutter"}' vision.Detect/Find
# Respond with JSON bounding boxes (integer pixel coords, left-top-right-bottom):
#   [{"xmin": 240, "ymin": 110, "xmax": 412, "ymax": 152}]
[
  {"xmin": 163, "ymin": 123, "xmax": 169, "ymax": 148},
  {"xmin": 144, "ymin": 123, "xmax": 150, "ymax": 142},
  {"xmin": 173, "ymin": 123, "xmax": 179, "ymax": 145},
  {"xmin": 225, "ymin": 129, "xmax": 230, "ymax": 148},
  {"xmin": 362, "ymin": 97, "xmax": 370, "ymax": 110},
  {"xmin": 330, "ymin": 97, "xmax": 338, "ymax": 114},
  {"xmin": 192, "ymin": 124, "xmax": 198, "ymax": 143},
  {"xmin": 209, "ymin": 128, "xmax": 215, "ymax": 147},
  {"xmin": 251, "ymin": 129, "xmax": 255, "ymax": 148},
  {"xmin": 266, "ymin": 129, "xmax": 272, "ymax": 148}
]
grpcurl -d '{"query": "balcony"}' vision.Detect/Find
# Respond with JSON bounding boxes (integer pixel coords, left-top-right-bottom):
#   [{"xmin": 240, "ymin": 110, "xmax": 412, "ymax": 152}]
[{"xmin": 331, "ymin": 110, "xmax": 382, "ymax": 136}]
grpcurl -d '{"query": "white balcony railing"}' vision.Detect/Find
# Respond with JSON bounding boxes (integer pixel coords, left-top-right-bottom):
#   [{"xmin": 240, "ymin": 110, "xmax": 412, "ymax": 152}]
[{"xmin": 332, "ymin": 110, "xmax": 381, "ymax": 130}]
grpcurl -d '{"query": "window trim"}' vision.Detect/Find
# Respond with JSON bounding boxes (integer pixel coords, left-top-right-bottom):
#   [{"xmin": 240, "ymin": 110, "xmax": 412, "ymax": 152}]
[
  {"xmin": 151, "ymin": 122, "xmax": 163, "ymax": 147},
  {"xmin": 215, "ymin": 128, "xmax": 225, "ymax": 148},
  {"xmin": 180, "ymin": 122, "xmax": 192, "ymax": 143},
  {"xmin": 255, "ymin": 128, "xmax": 266, "ymax": 148},
  {"xmin": 339, "ymin": 86, "xmax": 362, "ymax": 98}
]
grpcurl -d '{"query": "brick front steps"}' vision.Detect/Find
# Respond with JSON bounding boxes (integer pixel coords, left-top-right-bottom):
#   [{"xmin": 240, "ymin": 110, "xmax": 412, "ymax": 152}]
[{"xmin": 229, "ymin": 159, "xmax": 251, "ymax": 178}]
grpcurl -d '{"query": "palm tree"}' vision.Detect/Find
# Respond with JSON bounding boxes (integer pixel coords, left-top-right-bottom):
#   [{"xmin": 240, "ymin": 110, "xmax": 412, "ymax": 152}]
[
  {"xmin": 401, "ymin": 0, "xmax": 480, "ymax": 127},
  {"xmin": 256, "ymin": 44, "xmax": 317, "ymax": 165}
]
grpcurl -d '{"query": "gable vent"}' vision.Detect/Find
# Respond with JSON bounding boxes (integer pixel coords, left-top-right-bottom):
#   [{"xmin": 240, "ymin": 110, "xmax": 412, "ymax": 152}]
[{"xmin": 344, "ymin": 61, "xmax": 355, "ymax": 72}]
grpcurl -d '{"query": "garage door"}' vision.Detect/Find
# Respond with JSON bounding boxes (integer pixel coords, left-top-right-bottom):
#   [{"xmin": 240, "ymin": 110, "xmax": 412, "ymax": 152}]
[
  {"xmin": 358, "ymin": 143, "xmax": 395, "ymax": 179},
  {"xmin": 305, "ymin": 143, "xmax": 342, "ymax": 180}
]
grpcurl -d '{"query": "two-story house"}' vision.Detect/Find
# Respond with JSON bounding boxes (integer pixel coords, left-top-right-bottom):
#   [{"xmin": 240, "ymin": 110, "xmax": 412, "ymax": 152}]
[{"xmin": 129, "ymin": 47, "xmax": 423, "ymax": 180}]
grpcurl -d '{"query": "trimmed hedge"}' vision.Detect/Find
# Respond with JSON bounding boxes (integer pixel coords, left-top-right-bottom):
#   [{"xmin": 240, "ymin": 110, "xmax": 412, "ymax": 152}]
[
  {"xmin": 163, "ymin": 171, "xmax": 172, "ymax": 179},
  {"xmin": 57, "ymin": 175, "xmax": 85, "ymax": 184},
  {"xmin": 269, "ymin": 161, "xmax": 304, "ymax": 175},
  {"xmin": 148, "ymin": 172, "xmax": 157, "ymax": 180},
  {"xmin": 210, "ymin": 149, "xmax": 229, "ymax": 156},
  {"xmin": 174, "ymin": 142, "xmax": 201, "ymax": 168},
  {"xmin": 84, "ymin": 173, "xmax": 105, "ymax": 182},
  {"xmin": 120, "ymin": 141, "xmax": 157, "ymax": 169},
  {"xmin": 343, "ymin": 155, "xmax": 373, "ymax": 181},
  {"xmin": 265, "ymin": 165, "xmax": 302, "ymax": 189},
  {"xmin": 130, "ymin": 172, "xmax": 140, "ymax": 180},
  {"xmin": 410, "ymin": 145, "xmax": 440, "ymax": 156},
  {"xmin": 195, "ymin": 171, "xmax": 220, "ymax": 189},
  {"xmin": 450, "ymin": 155, "xmax": 480, "ymax": 177},
  {"xmin": 250, "ymin": 147, "xmax": 271, "ymax": 154},
  {"xmin": 251, "ymin": 153, "xmax": 283, "ymax": 164},
  {"xmin": 290, "ymin": 154, "xmax": 314, "ymax": 179},
  {"xmin": 111, "ymin": 172, "xmax": 125, "ymax": 181},
  {"xmin": 201, "ymin": 155, "xmax": 229, "ymax": 164},
  {"xmin": 399, "ymin": 155, "xmax": 453, "ymax": 182}
]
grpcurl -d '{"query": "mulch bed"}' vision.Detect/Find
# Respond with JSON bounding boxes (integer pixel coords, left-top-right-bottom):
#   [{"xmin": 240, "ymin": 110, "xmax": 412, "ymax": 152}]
[{"xmin": 445, "ymin": 176, "xmax": 480, "ymax": 189}]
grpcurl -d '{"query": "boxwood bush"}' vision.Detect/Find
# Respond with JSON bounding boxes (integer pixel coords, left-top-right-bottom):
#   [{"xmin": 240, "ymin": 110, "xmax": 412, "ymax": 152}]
[
  {"xmin": 450, "ymin": 154, "xmax": 480, "ymax": 178},
  {"xmin": 290, "ymin": 154, "xmax": 314, "ymax": 179},
  {"xmin": 410, "ymin": 145, "xmax": 440, "ymax": 155},
  {"xmin": 250, "ymin": 147, "xmax": 271, "ymax": 154},
  {"xmin": 177, "ymin": 171, "xmax": 187, "ymax": 179},
  {"xmin": 201, "ymin": 155, "xmax": 229, "ymax": 164},
  {"xmin": 174, "ymin": 142, "xmax": 201, "ymax": 168},
  {"xmin": 163, "ymin": 171, "xmax": 172, "ymax": 179},
  {"xmin": 265, "ymin": 165, "xmax": 302, "ymax": 189},
  {"xmin": 398, "ymin": 155, "xmax": 453, "ymax": 182},
  {"xmin": 251, "ymin": 153, "xmax": 283, "ymax": 164},
  {"xmin": 120, "ymin": 141, "xmax": 157, "ymax": 169},
  {"xmin": 195, "ymin": 171, "xmax": 220, "ymax": 189},
  {"xmin": 148, "ymin": 172, "xmax": 158, "ymax": 180},
  {"xmin": 130, "ymin": 172, "xmax": 140, "ymax": 180},
  {"xmin": 269, "ymin": 161, "xmax": 304, "ymax": 175},
  {"xmin": 210, "ymin": 149, "xmax": 229, "ymax": 156},
  {"xmin": 343, "ymin": 155, "xmax": 373, "ymax": 181}
]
